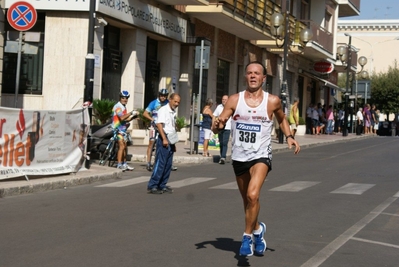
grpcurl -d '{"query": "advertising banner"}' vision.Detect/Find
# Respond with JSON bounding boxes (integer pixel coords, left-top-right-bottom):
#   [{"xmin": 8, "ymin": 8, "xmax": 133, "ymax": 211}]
[{"xmin": 0, "ymin": 107, "xmax": 89, "ymax": 180}]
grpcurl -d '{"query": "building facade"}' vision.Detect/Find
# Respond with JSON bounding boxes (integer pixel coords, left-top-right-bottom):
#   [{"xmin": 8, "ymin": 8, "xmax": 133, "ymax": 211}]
[{"xmin": 0, "ymin": 0, "xmax": 362, "ymax": 126}]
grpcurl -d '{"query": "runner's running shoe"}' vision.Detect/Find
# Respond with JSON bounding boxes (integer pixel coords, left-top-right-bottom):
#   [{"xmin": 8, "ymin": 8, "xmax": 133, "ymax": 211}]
[
  {"xmin": 253, "ymin": 222, "xmax": 267, "ymax": 255},
  {"xmin": 239, "ymin": 235, "xmax": 253, "ymax": 257}
]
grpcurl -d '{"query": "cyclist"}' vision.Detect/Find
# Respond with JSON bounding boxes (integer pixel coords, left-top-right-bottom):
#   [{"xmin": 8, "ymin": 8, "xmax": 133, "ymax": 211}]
[
  {"xmin": 112, "ymin": 90, "xmax": 135, "ymax": 171},
  {"xmin": 143, "ymin": 88, "xmax": 177, "ymax": 172}
]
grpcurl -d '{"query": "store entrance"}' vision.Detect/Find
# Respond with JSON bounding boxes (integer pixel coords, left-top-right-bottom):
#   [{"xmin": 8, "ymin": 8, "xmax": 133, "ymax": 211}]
[
  {"xmin": 144, "ymin": 37, "xmax": 160, "ymax": 107},
  {"xmin": 102, "ymin": 26, "xmax": 122, "ymax": 102}
]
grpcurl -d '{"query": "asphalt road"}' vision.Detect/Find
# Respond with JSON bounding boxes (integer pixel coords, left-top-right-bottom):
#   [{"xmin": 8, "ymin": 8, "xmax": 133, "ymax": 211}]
[{"xmin": 1, "ymin": 137, "xmax": 398, "ymax": 267}]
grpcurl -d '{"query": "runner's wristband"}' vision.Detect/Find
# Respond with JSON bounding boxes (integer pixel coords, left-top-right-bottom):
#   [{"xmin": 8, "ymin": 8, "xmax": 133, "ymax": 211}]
[{"xmin": 286, "ymin": 135, "xmax": 295, "ymax": 141}]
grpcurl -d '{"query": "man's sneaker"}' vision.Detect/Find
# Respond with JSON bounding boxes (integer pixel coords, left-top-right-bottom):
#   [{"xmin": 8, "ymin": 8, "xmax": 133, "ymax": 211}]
[
  {"xmin": 171, "ymin": 166, "xmax": 177, "ymax": 171},
  {"xmin": 147, "ymin": 188, "xmax": 163, "ymax": 194},
  {"xmin": 123, "ymin": 164, "xmax": 134, "ymax": 171},
  {"xmin": 239, "ymin": 235, "xmax": 253, "ymax": 257},
  {"xmin": 219, "ymin": 158, "xmax": 225, "ymax": 164},
  {"xmin": 253, "ymin": 222, "xmax": 267, "ymax": 255},
  {"xmin": 117, "ymin": 165, "xmax": 127, "ymax": 172},
  {"xmin": 161, "ymin": 186, "xmax": 174, "ymax": 193}
]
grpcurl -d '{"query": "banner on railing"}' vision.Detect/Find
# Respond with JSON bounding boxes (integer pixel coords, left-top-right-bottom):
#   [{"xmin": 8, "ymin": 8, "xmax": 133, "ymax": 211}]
[{"xmin": 0, "ymin": 107, "xmax": 89, "ymax": 180}]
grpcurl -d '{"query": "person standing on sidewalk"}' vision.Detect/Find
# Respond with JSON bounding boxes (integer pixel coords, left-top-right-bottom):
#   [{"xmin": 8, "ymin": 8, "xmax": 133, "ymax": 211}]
[
  {"xmin": 325, "ymin": 105, "xmax": 335, "ymax": 135},
  {"xmin": 356, "ymin": 107, "xmax": 364, "ymax": 135},
  {"xmin": 112, "ymin": 91, "xmax": 135, "ymax": 171},
  {"xmin": 288, "ymin": 97, "xmax": 299, "ymax": 137},
  {"xmin": 201, "ymin": 98, "xmax": 215, "ymax": 157},
  {"xmin": 147, "ymin": 93, "xmax": 181, "ymax": 194},
  {"xmin": 213, "ymin": 95, "xmax": 231, "ymax": 164},
  {"xmin": 212, "ymin": 61, "xmax": 300, "ymax": 257},
  {"xmin": 143, "ymin": 89, "xmax": 177, "ymax": 172}
]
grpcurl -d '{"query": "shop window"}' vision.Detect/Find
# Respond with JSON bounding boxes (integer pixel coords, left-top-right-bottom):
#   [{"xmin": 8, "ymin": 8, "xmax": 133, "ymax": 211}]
[
  {"xmin": 216, "ymin": 59, "xmax": 230, "ymax": 104},
  {"xmin": 2, "ymin": 12, "xmax": 45, "ymax": 95}
]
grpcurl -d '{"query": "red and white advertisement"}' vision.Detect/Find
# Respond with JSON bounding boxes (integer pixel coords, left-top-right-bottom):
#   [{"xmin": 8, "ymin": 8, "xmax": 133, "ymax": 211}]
[{"xmin": 0, "ymin": 107, "xmax": 90, "ymax": 180}]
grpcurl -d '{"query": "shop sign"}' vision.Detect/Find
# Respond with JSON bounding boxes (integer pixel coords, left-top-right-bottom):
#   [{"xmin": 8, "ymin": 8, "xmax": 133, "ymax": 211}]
[
  {"xmin": 97, "ymin": 0, "xmax": 187, "ymax": 43},
  {"xmin": 314, "ymin": 61, "xmax": 334, "ymax": 74}
]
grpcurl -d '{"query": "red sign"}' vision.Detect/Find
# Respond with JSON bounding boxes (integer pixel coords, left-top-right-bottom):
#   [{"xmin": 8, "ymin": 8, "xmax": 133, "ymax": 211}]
[
  {"xmin": 7, "ymin": 1, "xmax": 37, "ymax": 31},
  {"xmin": 313, "ymin": 61, "xmax": 334, "ymax": 74}
]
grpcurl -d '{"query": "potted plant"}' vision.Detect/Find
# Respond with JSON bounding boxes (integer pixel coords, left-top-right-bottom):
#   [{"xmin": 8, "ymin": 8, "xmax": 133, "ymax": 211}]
[
  {"xmin": 92, "ymin": 98, "xmax": 116, "ymax": 125},
  {"xmin": 136, "ymin": 108, "xmax": 151, "ymax": 129},
  {"xmin": 296, "ymin": 117, "xmax": 306, "ymax": 135},
  {"xmin": 175, "ymin": 116, "xmax": 187, "ymax": 132}
]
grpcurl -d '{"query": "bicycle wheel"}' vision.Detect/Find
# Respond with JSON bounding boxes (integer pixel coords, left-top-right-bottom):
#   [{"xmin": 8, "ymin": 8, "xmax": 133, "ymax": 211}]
[
  {"xmin": 149, "ymin": 136, "xmax": 157, "ymax": 169},
  {"xmin": 99, "ymin": 140, "xmax": 115, "ymax": 166}
]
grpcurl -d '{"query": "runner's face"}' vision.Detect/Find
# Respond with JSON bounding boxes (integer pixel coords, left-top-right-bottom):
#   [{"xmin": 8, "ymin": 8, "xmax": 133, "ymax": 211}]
[{"xmin": 245, "ymin": 64, "xmax": 265, "ymax": 91}]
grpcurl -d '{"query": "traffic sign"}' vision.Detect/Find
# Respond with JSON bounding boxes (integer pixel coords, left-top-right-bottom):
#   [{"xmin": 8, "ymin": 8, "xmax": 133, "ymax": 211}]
[{"xmin": 7, "ymin": 1, "xmax": 37, "ymax": 31}]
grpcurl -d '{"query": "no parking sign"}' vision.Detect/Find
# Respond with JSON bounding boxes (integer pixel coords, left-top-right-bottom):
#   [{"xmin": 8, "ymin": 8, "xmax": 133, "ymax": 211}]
[{"xmin": 7, "ymin": 1, "xmax": 37, "ymax": 31}]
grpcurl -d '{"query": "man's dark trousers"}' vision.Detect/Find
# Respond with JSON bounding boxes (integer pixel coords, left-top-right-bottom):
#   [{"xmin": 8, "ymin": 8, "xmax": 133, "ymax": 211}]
[
  {"xmin": 147, "ymin": 137, "xmax": 174, "ymax": 190},
  {"xmin": 218, "ymin": 129, "xmax": 230, "ymax": 159}
]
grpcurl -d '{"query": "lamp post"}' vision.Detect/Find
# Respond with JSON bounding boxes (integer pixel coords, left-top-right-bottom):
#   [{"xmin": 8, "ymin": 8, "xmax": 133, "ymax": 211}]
[
  {"xmin": 271, "ymin": 0, "xmax": 313, "ymax": 144},
  {"xmin": 337, "ymin": 36, "xmax": 368, "ymax": 135}
]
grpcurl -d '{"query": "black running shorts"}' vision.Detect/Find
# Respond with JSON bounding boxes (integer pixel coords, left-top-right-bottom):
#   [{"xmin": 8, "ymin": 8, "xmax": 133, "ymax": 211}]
[{"xmin": 232, "ymin": 158, "xmax": 272, "ymax": 176}]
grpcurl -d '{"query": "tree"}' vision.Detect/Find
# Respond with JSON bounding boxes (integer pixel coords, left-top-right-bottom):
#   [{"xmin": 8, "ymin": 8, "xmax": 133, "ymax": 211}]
[{"xmin": 370, "ymin": 61, "xmax": 399, "ymax": 116}]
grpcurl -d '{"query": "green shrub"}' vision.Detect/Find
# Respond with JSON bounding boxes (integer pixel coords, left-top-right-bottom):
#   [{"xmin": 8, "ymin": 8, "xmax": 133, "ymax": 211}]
[
  {"xmin": 175, "ymin": 116, "xmax": 187, "ymax": 132},
  {"xmin": 298, "ymin": 117, "xmax": 305, "ymax": 125},
  {"xmin": 92, "ymin": 99, "xmax": 116, "ymax": 125}
]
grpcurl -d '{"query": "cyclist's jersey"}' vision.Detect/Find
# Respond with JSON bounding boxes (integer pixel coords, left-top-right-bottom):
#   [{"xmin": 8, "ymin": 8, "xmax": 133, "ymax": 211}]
[
  {"xmin": 112, "ymin": 102, "xmax": 128, "ymax": 133},
  {"xmin": 231, "ymin": 90, "xmax": 273, "ymax": 162},
  {"xmin": 145, "ymin": 98, "xmax": 169, "ymax": 123}
]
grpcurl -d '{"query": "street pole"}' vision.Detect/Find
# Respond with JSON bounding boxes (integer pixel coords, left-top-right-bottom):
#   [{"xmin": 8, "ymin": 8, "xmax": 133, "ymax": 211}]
[
  {"xmin": 84, "ymin": 0, "xmax": 96, "ymax": 169},
  {"xmin": 278, "ymin": 0, "xmax": 290, "ymax": 144},
  {"xmin": 343, "ymin": 35, "xmax": 352, "ymax": 137}
]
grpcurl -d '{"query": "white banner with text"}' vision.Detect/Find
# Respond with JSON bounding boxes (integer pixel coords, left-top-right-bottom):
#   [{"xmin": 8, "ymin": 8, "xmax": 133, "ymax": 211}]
[{"xmin": 0, "ymin": 107, "xmax": 89, "ymax": 180}]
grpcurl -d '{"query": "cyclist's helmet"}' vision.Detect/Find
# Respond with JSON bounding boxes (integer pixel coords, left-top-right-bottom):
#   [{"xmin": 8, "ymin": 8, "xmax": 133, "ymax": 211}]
[
  {"xmin": 120, "ymin": 90, "xmax": 130, "ymax": 98},
  {"xmin": 159, "ymin": 88, "xmax": 169, "ymax": 96}
]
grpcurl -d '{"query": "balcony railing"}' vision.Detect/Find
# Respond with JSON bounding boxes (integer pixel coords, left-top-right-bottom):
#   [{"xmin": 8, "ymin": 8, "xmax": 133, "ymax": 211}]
[{"xmin": 302, "ymin": 20, "xmax": 334, "ymax": 55}]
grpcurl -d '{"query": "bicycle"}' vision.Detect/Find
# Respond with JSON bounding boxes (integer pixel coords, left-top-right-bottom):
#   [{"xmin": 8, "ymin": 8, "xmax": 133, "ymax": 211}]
[
  {"xmin": 147, "ymin": 123, "xmax": 159, "ymax": 171},
  {"xmin": 99, "ymin": 128, "xmax": 131, "ymax": 167}
]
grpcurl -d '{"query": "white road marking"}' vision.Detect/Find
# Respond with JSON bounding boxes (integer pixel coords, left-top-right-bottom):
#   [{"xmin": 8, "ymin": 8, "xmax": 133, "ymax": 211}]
[
  {"xmin": 300, "ymin": 197, "xmax": 397, "ymax": 267},
  {"xmin": 210, "ymin": 182, "xmax": 238, "ymax": 190},
  {"xmin": 269, "ymin": 181, "xmax": 320, "ymax": 192},
  {"xmin": 330, "ymin": 183, "xmax": 375, "ymax": 195},
  {"xmin": 351, "ymin": 237, "xmax": 399, "ymax": 249},
  {"xmin": 95, "ymin": 176, "xmax": 149, "ymax": 187},
  {"xmin": 167, "ymin": 178, "xmax": 216, "ymax": 188},
  {"xmin": 380, "ymin": 212, "xmax": 399, "ymax": 217},
  {"xmin": 394, "ymin": 191, "xmax": 399, "ymax": 198}
]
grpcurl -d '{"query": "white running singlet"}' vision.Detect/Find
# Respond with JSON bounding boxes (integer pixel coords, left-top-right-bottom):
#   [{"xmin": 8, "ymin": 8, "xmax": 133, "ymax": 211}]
[{"xmin": 231, "ymin": 91, "xmax": 273, "ymax": 162}]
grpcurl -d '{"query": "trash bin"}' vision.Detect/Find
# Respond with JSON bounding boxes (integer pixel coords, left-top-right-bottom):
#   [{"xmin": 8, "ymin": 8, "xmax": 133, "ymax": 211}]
[{"xmin": 193, "ymin": 124, "xmax": 200, "ymax": 142}]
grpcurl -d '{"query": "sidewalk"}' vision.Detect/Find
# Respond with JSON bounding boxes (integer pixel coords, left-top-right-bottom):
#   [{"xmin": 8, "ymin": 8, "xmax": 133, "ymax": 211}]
[{"xmin": 0, "ymin": 133, "xmax": 373, "ymax": 198}]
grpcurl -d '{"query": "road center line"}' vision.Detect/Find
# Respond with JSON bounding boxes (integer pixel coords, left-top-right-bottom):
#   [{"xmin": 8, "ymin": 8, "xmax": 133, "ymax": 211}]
[
  {"xmin": 351, "ymin": 237, "xmax": 399, "ymax": 249},
  {"xmin": 300, "ymin": 197, "xmax": 397, "ymax": 267}
]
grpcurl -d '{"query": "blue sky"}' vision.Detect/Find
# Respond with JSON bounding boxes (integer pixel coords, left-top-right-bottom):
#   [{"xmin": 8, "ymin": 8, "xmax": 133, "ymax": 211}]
[{"xmin": 345, "ymin": 0, "xmax": 399, "ymax": 20}]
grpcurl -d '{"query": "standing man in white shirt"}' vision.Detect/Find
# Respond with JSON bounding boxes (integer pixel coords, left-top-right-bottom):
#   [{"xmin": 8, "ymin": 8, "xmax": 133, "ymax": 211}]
[
  {"xmin": 356, "ymin": 107, "xmax": 364, "ymax": 135},
  {"xmin": 147, "ymin": 93, "xmax": 181, "ymax": 194},
  {"xmin": 213, "ymin": 95, "xmax": 231, "ymax": 164}
]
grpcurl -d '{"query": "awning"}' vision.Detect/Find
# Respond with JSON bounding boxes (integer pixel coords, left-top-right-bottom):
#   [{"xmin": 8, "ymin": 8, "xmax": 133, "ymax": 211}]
[{"xmin": 311, "ymin": 75, "xmax": 346, "ymax": 92}]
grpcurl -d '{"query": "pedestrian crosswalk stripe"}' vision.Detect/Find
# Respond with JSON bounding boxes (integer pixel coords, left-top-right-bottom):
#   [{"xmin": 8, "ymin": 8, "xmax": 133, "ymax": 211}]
[
  {"xmin": 330, "ymin": 183, "xmax": 375, "ymax": 195},
  {"xmin": 210, "ymin": 182, "xmax": 238, "ymax": 190},
  {"xmin": 167, "ymin": 178, "xmax": 216, "ymax": 188},
  {"xmin": 269, "ymin": 181, "xmax": 320, "ymax": 192},
  {"xmin": 95, "ymin": 176, "xmax": 149, "ymax": 187}
]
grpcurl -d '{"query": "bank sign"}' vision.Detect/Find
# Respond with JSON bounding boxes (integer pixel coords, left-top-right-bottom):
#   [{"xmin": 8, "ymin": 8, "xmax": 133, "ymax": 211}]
[
  {"xmin": 5, "ymin": 0, "xmax": 187, "ymax": 42},
  {"xmin": 98, "ymin": 0, "xmax": 187, "ymax": 43}
]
